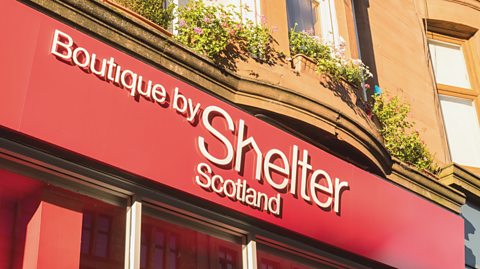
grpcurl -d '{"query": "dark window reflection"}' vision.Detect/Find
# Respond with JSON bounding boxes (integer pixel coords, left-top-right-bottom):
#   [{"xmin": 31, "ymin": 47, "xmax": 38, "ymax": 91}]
[
  {"xmin": 260, "ymin": 258, "xmax": 280, "ymax": 269},
  {"xmin": 141, "ymin": 214, "xmax": 241, "ymax": 269},
  {"xmin": 78, "ymin": 198, "xmax": 125, "ymax": 269},
  {"xmin": 81, "ymin": 212, "xmax": 93, "ymax": 254},
  {"xmin": 258, "ymin": 249, "xmax": 324, "ymax": 269},
  {"xmin": 286, "ymin": 0, "xmax": 316, "ymax": 33},
  {"xmin": 218, "ymin": 246, "xmax": 237, "ymax": 269}
]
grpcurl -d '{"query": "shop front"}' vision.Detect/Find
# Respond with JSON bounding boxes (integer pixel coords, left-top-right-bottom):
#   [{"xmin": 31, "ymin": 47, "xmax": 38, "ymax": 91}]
[{"xmin": 0, "ymin": 1, "xmax": 465, "ymax": 268}]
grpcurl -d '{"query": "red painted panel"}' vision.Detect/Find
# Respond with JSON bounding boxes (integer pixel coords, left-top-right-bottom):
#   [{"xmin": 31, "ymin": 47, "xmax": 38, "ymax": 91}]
[
  {"xmin": 38, "ymin": 202, "xmax": 83, "ymax": 269},
  {"xmin": 0, "ymin": 168, "xmax": 126, "ymax": 269},
  {"xmin": 0, "ymin": 1, "xmax": 464, "ymax": 268},
  {"xmin": 0, "ymin": 1, "xmax": 42, "ymax": 130},
  {"xmin": 20, "ymin": 201, "xmax": 82, "ymax": 269}
]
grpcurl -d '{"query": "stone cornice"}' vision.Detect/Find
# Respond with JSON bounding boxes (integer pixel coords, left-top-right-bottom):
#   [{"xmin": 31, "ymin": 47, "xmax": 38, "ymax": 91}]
[
  {"xmin": 441, "ymin": 0, "xmax": 480, "ymax": 11},
  {"xmin": 439, "ymin": 163, "xmax": 480, "ymax": 200},
  {"xmin": 389, "ymin": 159, "xmax": 465, "ymax": 213}
]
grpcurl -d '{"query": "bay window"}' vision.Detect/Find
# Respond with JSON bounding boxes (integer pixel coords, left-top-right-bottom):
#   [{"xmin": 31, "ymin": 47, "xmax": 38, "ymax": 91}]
[
  {"xmin": 286, "ymin": 0, "xmax": 317, "ymax": 33},
  {"xmin": 174, "ymin": 0, "xmax": 260, "ymax": 22},
  {"xmin": 286, "ymin": 0, "xmax": 340, "ymax": 45}
]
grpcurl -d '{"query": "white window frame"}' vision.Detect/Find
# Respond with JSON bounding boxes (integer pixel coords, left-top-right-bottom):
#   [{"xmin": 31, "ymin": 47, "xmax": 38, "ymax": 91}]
[{"xmin": 317, "ymin": 0, "xmax": 340, "ymax": 46}]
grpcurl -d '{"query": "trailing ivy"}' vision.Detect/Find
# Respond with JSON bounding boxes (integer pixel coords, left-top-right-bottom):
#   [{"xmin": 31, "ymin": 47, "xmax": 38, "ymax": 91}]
[{"xmin": 372, "ymin": 94, "xmax": 438, "ymax": 173}]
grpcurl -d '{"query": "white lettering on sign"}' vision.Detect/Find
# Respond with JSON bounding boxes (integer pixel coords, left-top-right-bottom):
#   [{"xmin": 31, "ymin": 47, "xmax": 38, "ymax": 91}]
[
  {"xmin": 198, "ymin": 106, "xmax": 235, "ymax": 165},
  {"xmin": 51, "ymin": 29, "xmax": 350, "ymax": 217},
  {"xmin": 51, "ymin": 30, "xmax": 167, "ymax": 104},
  {"xmin": 195, "ymin": 162, "xmax": 281, "ymax": 215},
  {"xmin": 198, "ymin": 106, "xmax": 349, "ymax": 215}
]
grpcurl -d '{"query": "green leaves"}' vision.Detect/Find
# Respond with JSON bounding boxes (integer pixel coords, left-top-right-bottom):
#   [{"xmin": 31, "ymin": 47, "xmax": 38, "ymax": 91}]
[
  {"xmin": 175, "ymin": 1, "xmax": 227, "ymax": 58},
  {"xmin": 175, "ymin": 0, "xmax": 274, "ymax": 62},
  {"xmin": 372, "ymin": 94, "xmax": 438, "ymax": 173},
  {"xmin": 289, "ymin": 26, "xmax": 372, "ymax": 86},
  {"xmin": 237, "ymin": 20, "xmax": 274, "ymax": 63},
  {"xmin": 289, "ymin": 28, "xmax": 331, "ymax": 60},
  {"xmin": 117, "ymin": 0, "xmax": 275, "ymax": 64},
  {"xmin": 117, "ymin": 0, "xmax": 175, "ymax": 29}
]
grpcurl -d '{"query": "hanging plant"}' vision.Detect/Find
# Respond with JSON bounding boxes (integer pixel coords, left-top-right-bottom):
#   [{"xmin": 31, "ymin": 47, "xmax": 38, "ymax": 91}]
[
  {"xmin": 372, "ymin": 93, "xmax": 438, "ymax": 173},
  {"xmin": 289, "ymin": 26, "xmax": 372, "ymax": 87},
  {"xmin": 115, "ymin": 0, "xmax": 175, "ymax": 29},
  {"xmin": 175, "ymin": 0, "xmax": 276, "ymax": 63}
]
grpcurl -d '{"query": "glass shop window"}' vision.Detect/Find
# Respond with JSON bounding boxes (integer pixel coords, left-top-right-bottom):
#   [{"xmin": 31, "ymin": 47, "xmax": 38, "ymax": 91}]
[
  {"xmin": 0, "ymin": 168, "xmax": 126, "ymax": 269},
  {"xmin": 140, "ymin": 206, "xmax": 243, "ymax": 269},
  {"xmin": 78, "ymin": 193, "xmax": 126, "ymax": 269},
  {"xmin": 257, "ymin": 243, "xmax": 338, "ymax": 269}
]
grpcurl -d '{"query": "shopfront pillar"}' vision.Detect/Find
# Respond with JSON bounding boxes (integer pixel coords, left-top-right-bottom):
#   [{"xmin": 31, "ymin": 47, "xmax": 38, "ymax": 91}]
[{"xmin": 21, "ymin": 199, "xmax": 83, "ymax": 269}]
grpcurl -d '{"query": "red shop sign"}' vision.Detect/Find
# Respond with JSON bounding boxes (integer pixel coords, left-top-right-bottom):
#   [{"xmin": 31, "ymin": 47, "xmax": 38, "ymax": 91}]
[{"xmin": 0, "ymin": 2, "xmax": 464, "ymax": 268}]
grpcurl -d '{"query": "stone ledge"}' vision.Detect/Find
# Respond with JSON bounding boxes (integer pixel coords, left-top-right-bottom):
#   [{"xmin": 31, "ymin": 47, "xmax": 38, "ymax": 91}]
[
  {"xmin": 439, "ymin": 163, "xmax": 480, "ymax": 200},
  {"xmin": 389, "ymin": 159, "xmax": 465, "ymax": 213},
  {"xmin": 442, "ymin": 0, "xmax": 480, "ymax": 12}
]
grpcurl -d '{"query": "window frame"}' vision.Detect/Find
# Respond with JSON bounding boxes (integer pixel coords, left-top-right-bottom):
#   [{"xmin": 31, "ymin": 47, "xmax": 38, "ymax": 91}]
[
  {"xmin": 428, "ymin": 32, "xmax": 480, "ymax": 171},
  {"xmin": 286, "ymin": 0, "xmax": 340, "ymax": 43},
  {"xmin": 428, "ymin": 32, "xmax": 480, "ymax": 116}
]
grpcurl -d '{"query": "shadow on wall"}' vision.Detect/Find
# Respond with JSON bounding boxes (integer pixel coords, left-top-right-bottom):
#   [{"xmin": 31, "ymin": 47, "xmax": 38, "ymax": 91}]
[
  {"xmin": 214, "ymin": 35, "xmax": 287, "ymax": 73},
  {"xmin": 465, "ymin": 215, "xmax": 477, "ymax": 267},
  {"xmin": 320, "ymin": 75, "xmax": 371, "ymax": 120},
  {"xmin": 352, "ymin": 0, "xmax": 379, "ymax": 96}
]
